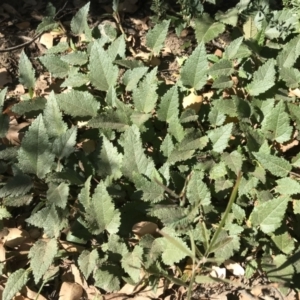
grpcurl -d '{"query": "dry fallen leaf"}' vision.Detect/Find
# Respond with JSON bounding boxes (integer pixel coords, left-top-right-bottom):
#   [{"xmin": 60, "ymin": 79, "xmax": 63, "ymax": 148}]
[
  {"xmin": 39, "ymin": 33, "xmax": 54, "ymax": 49},
  {"xmin": 132, "ymin": 221, "xmax": 158, "ymax": 238},
  {"xmin": 210, "ymin": 266, "xmax": 226, "ymax": 279},
  {"xmin": 182, "ymin": 88, "xmax": 203, "ymax": 113},
  {"xmin": 59, "ymin": 282, "xmax": 83, "ymax": 300},
  {"xmin": 3, "ymin": 228, "xmax": 29, "ymax": 248},
  {"xmin": 22, "ymin": 286, "xmax": 47, "ymax": 300},
  {"xmin": 224, "ymin": 259, "xmax": 245, "ymax": 276}
]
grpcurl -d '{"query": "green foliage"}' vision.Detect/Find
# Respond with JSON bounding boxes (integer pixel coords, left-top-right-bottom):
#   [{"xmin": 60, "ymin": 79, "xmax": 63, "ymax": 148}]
[{"xmin": 3, "ymin": 1, "xmax": 300, "ymax": 298}]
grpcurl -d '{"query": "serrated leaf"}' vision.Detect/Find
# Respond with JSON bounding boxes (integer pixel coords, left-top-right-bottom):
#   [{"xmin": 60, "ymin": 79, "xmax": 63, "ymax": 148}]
[
  {"xmin": 222, "ymin": 150, "xmax": 242, "ymax": 175},
  {"xmin": 107, "ymin": 35, "xmax": 126, "ymax": 60},
  {"xmin": 213, "ymin": 233, "xmax": 240, "ymax": 261},
  {"xmin": 46, "ymin": 41, "xmax": 69, "ymax": 54},
  {"xmin": 211, "ymin": 76, "xmax": 233, "ymax": 89},
  {"xmin": 243, "ymin": 16, "xmax": 258, "ymax": 39},
  {"xmin": 253, "ymin": 152, "xmax": 291, "ymax": 178},
  {"xmin": 17, "ymin": 114, "xmax": 54, "ymax": 178},
  {"xmin": 215, "ymin": 7, "xmax": 239, "ymax": 26},
  {"xmin": 249, "ymin": 195, "xmax": 289, "ymax": 234},
  {"xmin": 209, "ymin": 59, "xmax": 233, "ymax": 77},
  {"xmin": 52, "ymin": 127, "xmax": 77, "ymax": 159},
  {"xmin": 224, "ymin": 37, "xmax": 245, "ymax": 59},
  {"xmin": 194, "ymin": 14, "xmax": 225, "ymax": 43},
  {"xmin": 238, "ymin": 176, "xmax": 258, "ymax": 197},
  {"xmin": 3, "ymin": 269, "xmax": 30, "ymax": 300},
  {"xmin": 213, "ymin": 98, "xmax": 237, "ymax": 117},
  {"xmin": 275, "ymin": 178, "xmax": 300, "ymax": 195},
  {"xmin": 132, "ymin": 67, "xmax": 158, "ymax": 113},
  {"xmin": 157, "ymin": 86, "xmax": 179, "ymax": 122},
  {"xmin": 180, "ymin": 43, "xmax": 208, "ymax": 90},
  {"xmin": 208, "ymin": 123, "xmax": 233, "ymax": 153},
  {"xmin": 160, "ymin": 134, "xmax": 174, "ymax": 157},
  {"xmin": 78, "ymin": 249, "xmax": 99, "ymax": 279},
  {"xmin": 61, "ymin": 51, "xmax": 88, "ymax": 65},
  {"xmin": 0, "ymin": 207, "xmax": 11, "ymax": 220},
  {"xmin": 168, "ymin": 115, "xmax": 185, "ymax": 142},
  {"xmin": 0, "ymin": 173, "xmax": 32, "ymax": 198},
  {"xmin": 210, "ymin": 162, "xmax": 227, "ymax": 180},
  {"xmin": 272, "ymin": 233, "xmax": 295, "ymax": 255},
  {"xmin": 39, "ymin": 55, "xmax": 69, "ymax": 78},
  {"xmin": 61, "ymin": 73, "xmax": 89, "ymax": 88},
  {"xmin": 94, "ymin": 134, "xmax": 123, "ymax": 179},
  {"xmin": 43, "ymin": 91, "xmax": 67, "ymax": 138},
  {"xmin": 121, "ymin": 245, "xmax": 143, "ymax": 282},
  {"xmin": 36, "ymin": 16, "xmax": 58, "ymax": 34},
  {"xmin": 29, "ymin": 239, "xmax": 58, "ymax": 284},
  {"xmin": 208, "ymin": 107, "xmax": 226, "ymax": 126},
  {"xmin": 47, "ymin": 182, "xmax": 69, "ymax": 208},
  {"xmin": 56, "ymin": 90, "xmax": 99, "ymax": 117},
  {"xmin": 277, "ymin": 35, "xmax": 300, "ymax": 68},
  {"xmin": 122, "ymin": 125, "xmax": 155, "ymax": 179},
  {"xmin": 122, "ymin": 66, "xmax": 148, "ymax": 91},
  {"xmin": 19, "ymin": 51, "xmax": 35, "ymax": 90},
  {"xmin": 94, "ymin": 269, "xmax": 120, "ymax": 292},
  {"xmin": 12, "ymin": 97, "xmax": 46, "ymax": 115},
  {"xmin": 85, "ymin": 181, "xmax": 120, "ymax": 234},
  {"xmin": 133, "ymin": 173, "xmax": 164, "ymax": 202},
  {"xmin": 89, "ymin": 40, "xmax": 118, "ymax": 91},
  {"xmin": 187, "ymin": 171, "xmax": 211, "ymax": 206},
  {"xmin": 26, "ymin": 205, "xmax": 66, "ymax": 237},
  {"xmin": 261, "ymin": 100, "xmax": 292, "ymax": 143},
  {"xmin": 71, "ymin": 2, "xmax": 90, "ymax": 35},
  {"xmin": 146, "ymin": 20, "xmax": 170, "ymax": 55},
  {"xmin": 247, "ymin": 59, "xmax": 275, "ymax": 96},
  {"xmin": 280, "ymin": 67, "xmax": 300, "ymax": 89}
]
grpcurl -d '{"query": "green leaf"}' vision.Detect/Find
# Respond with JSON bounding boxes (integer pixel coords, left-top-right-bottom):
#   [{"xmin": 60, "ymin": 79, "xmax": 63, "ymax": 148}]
[
  {"xmin": 12, "ymin": 97, "xmax": 46, "ymax": 115},
  {"xmin": 107, "ymin": 35, "xmax": 126, "ymax": 60},
  {"xmin": 194, "ymin": 14, "xmax": 225, "ymax": 43},
  {"xmin": 85, "ymin": 181, "xmax": 121, "ymax": 235},
  {"xmin": 208, "ymin": 107, "xmax": 226, "ymax": 126},
  {"xmin": 215, "ymin": 7, "xmax": 239, "ymax": 26},
  {"xmin": 160, "ymin": 134, "xmax": 174, "ymax": 157},
  {"xmin": 132, "ymin": 67, "xmax": 158, "ymax": 113},
  {"xmin": 121, "ymin": 245, "xmax": 143, "ymax": 282},
  {"xmin": 180, "ymin": 43, "xmax": 208, "ymax": 90},
  {"xmin": 275, "ymin": 178, "xmax": 300, "ymax": 195},
  {"xmin": 36, "ymin": 16, "xmax": 58, "ymax": 34},
  {"xmin": 43, "ymin": 91, "xmax": 67, "ymax": 138},
  {"xmin": 94, "ymin": 269, "xmax": 120, "ymax": 292},
  {"xmin": 78, "ymin": 176, "xmax": 91, "ymax": 210},
  {"xmin": 61, "ymin": 73, "xmax": 89, "ymax": 88},
  {"xmin": 261, "ymin": 100, "xmax": 292, "ymax": 143},
  {"xmin": 70, "ymin": 2, "xmax": 90, "ymax": 35},
  {"xmin": 39, "ymin": 55, "xmax": 69, "ymax": 78},
  {"xmin": 0, "ymin": 207, "xmax": 11, "ymax": 220},
  {"xmin": 280, "ymin": 67, "xmax": 300, "ymax": 88},
  {"xmin": 122, "ymin": 66, "xmax": 148, "ymax": 91},
  {"xmin": 29, "ymin": 239, "xmax": 58, "ymax": 284},
  {"xmin": 247, "ymin": 59, "xmax": 276, "ymax": 96},
  {"xmin": 272, "ymin": 233, "xmax": 295, "ymax": 255},
  {"xmin": 277, "ymin": 35, "xmax": 300, "ymax": 68},
  {"xmin": 146, "ymin": 20, "xmax": 170, "ymax": 55},
  {"xmin": 224, "ymin": 37, "xmax": 250, "ymax": 59},
  {"xmin": 89, "ymin": 40, "xmax": 118, "ymax": 91},
  {"xmin": 26, "ymin": 205, "xmax": 66, "ymax": 238},
  {"xmin": 211, "ymin": 76, "xmax": 233, "ymax": 89},
  {"xmin": 253, "ymin": 152, "xmax": 291, "ymax": 178},
  {"xmin": 19, "ymin": 51, "xmax": 35, "ymax": 90},
  {"xmin": 94, "ymin": 134, "xmax": 123, "ymax": 179},
  {"xmin": 238, "ymin": 176, "xmax": 258, "ymax": 197},
  {"xmin": 122, "ymin": 125, "xmax": 155, "ymax": 179},
  {"xmin": 3, "ymin": 269, "xmax": 30, "ymax": 300},
  {"xmin": 157, "ymin": 86, "xmax": 179, "ymax": 122},
  {"xmin": 17, "ymin": 114, "xmax": 54, "ymax": 178},
  {"xmin": 208, "ymin": 123, "xmax": 233, "ymax": 153},
  {"xmin": 61, "ymin": 51, "xmax": 88, "ymax": 65},
  {"xmin": 213, "ymin": 98, "xmax": 236, "ymax": 117},
  {"xmin": 222, "ymin": 150, "xmax": 243, "ymax": 175},
  {"xmin": 209, "ymin": 59, "xmax": 233, "ymax": 77},
  {"xmin": 46, "ymin": 41, "xmax": 69, "ymax": 54},
  {"xmin": 133, "ymin": 173, "xmax": 164, "ymax": 202},
  {"xmin": 210, "ymin": 162, "xmax": 227, "ymax": 180},
  {"xmin": 0, "ymin": 173, "xmax": 32, "ymax": 198},
  {"xmin": 78, "ymin": 249, "xmax": 99, "ymax": 279},
  {"xmin": 56, "ymin": 90, "xmax": 99, "ymax": 117},
  {"xmin": 213, "ymin": 233, "xmax": 240, "ymax": 261},
  {"xmin": 0, "ymin": 114, "xmax": 9, "ymax": 138},
  {"xmin": 47, "ymin": 182, "xmax": 69, "ymax": 208},
  {"xmin": 249, "ymin": 195, "xmax": 289, "ymax": 234},
  {"xmin": 168, "ymin": 115, "xmax": 185, "ymax": 142},
  {"xmin": 52, "ymin": 127, "xmax": 77, "ymax": 160},
  {"xmin": 0, "ymin": 87, "xmax": 7, "ymax": 109},
  {"xmin": 187, "ymin": 171, "xmax": 211, "ymax": 206}
]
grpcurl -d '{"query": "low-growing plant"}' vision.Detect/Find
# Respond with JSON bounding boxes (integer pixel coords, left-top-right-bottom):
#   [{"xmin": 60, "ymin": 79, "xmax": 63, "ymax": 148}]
[{"xmin": 1, "ymin": 0, "xmax": 300, "ymax": 299}]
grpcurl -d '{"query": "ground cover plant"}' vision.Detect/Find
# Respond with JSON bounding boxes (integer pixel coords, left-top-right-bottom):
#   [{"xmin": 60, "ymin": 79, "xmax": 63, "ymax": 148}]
[{"xmin": 1, "ymin": 0, "xmax": 300, "ymax": 299}]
